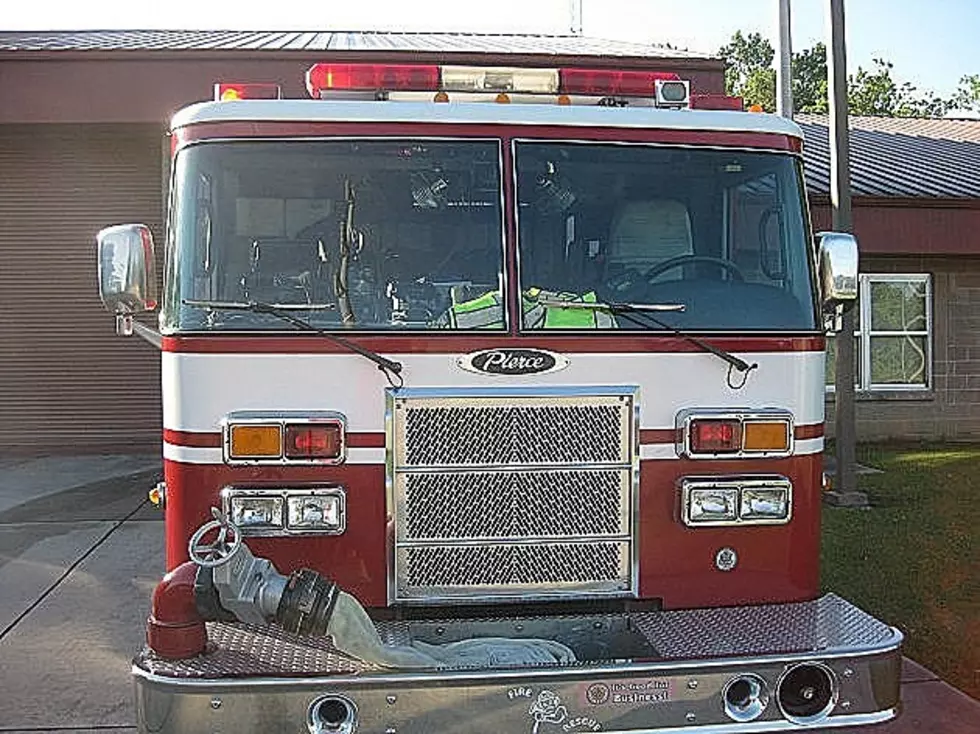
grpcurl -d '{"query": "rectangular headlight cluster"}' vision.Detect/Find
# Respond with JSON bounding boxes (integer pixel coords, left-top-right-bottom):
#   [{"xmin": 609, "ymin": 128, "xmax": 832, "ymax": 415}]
[
  {"xmin": 680, "ymin": 477, "xmax": 792, "ymax": 527},
  {"xmin": 222, "ymin": 411, "xmax": 346, "ymax": 465},
  {"xmin": 677, "ymin": 409, "xmax": 794, "ymax": 459},
  {"xmin": 222, "ymin": 487, "xmax": 346, "ymax": 536}
]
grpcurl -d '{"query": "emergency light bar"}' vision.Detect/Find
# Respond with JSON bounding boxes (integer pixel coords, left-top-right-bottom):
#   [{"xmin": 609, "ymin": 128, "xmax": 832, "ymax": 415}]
[
  {"xmin": 213, "ymin": 83, "xmax": 281, "ymax": 101},
  {"xmin": 303, "ymin": 62, "xmax": 699, "ymax": 107}
]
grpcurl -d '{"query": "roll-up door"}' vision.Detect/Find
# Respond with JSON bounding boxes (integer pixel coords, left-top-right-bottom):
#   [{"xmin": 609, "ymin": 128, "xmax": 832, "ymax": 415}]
[{"xmin": 0, "ymin": 124, "xmax": 165, "ymax": 453}]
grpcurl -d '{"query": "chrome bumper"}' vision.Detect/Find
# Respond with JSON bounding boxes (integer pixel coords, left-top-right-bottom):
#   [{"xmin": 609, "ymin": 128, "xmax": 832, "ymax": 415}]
[{"xmin": 133, "ymin": 593, "xmax": 902, "ymax": 734}]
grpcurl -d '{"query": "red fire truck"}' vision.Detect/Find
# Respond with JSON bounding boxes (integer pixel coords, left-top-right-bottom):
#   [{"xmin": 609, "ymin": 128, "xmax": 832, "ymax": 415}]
[{"xmin": 97, "ymin": 61, "xmax": 901, "ymax": 734}]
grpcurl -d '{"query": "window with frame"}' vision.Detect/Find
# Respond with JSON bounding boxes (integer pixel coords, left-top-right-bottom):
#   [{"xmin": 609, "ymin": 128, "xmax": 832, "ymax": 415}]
[{"xmin": 826, "ymin": 273, "xmax": 932, "ymax": 391}]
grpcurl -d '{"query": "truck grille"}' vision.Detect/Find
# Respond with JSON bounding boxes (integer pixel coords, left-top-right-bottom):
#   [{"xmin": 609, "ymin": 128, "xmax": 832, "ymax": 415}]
[{"xmin": 388, "ymin": 388, "xmax": 637, "ymax": 603}]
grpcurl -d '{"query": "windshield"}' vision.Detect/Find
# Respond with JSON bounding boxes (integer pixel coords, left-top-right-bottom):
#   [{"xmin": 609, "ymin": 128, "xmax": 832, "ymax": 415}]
[
  {"xmin": 515, "ymin": 142, "xmax": 818, "ymax": 331},
  {"xmin": 163, "ymin": 140, "xmax": 504, "ymax": 332}
]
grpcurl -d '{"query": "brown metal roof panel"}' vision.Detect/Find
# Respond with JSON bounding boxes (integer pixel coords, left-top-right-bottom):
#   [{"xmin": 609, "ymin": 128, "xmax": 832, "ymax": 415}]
[
  {"xmin": 799, "ymin": 119, "xmax": 980, "ymax": 199},
  {"xmin": 0, "ymin": 29, "xmax": 714, "ymax": 58}
]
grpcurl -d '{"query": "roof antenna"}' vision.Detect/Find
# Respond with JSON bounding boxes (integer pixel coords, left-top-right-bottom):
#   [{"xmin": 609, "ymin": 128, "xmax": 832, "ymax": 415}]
[{"xmin": 569, "ymin": 0, "xmax": 583, "ymax": 35}]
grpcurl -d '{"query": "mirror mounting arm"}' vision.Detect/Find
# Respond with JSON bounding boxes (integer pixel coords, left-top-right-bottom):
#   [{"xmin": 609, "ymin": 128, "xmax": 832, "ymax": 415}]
[{"xmin": 115, "ymin": 314, "xmax": 163, "ymax": 349}]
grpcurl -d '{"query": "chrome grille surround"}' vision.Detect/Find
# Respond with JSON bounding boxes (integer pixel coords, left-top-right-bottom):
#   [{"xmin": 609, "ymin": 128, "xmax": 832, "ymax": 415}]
[{"xmin": 387, "ymin": 386, "xmax": 638, "ymax": 604}]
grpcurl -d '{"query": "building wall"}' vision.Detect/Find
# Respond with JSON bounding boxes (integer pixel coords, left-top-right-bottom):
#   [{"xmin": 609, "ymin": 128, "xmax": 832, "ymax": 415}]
[
  {"xmin": 0, "ymin": 123, "xmax": 165, "ymax": 453},
  {"xmin": 825, "ymin": 255, "xmax": 980, "ymax": 441}
]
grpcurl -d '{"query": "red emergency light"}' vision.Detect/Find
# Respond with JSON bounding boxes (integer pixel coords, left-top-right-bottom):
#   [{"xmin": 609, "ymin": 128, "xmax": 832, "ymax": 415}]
[
  {"xmin": 691, "ymin": 94, "xmax": 745, "ymax": 111},
  {"xmin": 305, "ymin": 63, "xmax": 440, "ymax": 97},
  {"xmin": 304, "ymin": 62, "xmax": 696, "ymax": 104},
  {"xmin": 559, "ymin": 68, "xmax": 680, "ymax": 97},
  {"xmin": 214, "ymin": 83, "xmax": 281, "ymax": 101}
]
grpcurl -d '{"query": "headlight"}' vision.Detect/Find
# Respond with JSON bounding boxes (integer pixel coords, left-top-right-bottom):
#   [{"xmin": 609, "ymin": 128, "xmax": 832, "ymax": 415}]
[
  {"xmin": 741, "ymin": 487, "xmax": 790, "ymax": 521},
  {"xmin": 681, "ymin": 477, "xmax": 792, "ymax": 527},
  {"xmin": 287, "ymin": 491, "xmax": 345, "ymax": 533},
  {"xmin": 223, "ymin": 487, "xmax": 346, "ymax": 536},
  {"xmin": 688, "ymin": 487, "xmax": 738, "ymax": 523},
  {"xmin": 228, "ymin": 494, "xmax": 284, "ymax": 529}
]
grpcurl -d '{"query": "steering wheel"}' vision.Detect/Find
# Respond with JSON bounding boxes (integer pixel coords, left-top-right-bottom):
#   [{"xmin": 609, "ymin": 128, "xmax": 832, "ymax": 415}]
[
  {"xmin": 644, "ymin": 255, "xmax": 745, "ymax": 283},
  {"xmin": 188, "ymin": 508, "xmax": 242, "ymax": 568}
]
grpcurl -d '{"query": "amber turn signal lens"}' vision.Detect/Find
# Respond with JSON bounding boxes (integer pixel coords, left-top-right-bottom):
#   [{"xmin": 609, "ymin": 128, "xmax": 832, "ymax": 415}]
[
  {"xmin": 743, "ymin": 421, "xmax": 790, "ymax": 452},
  {"xmin": 229, "ymin": 424, "xmax": 282, "ymax": 459}
]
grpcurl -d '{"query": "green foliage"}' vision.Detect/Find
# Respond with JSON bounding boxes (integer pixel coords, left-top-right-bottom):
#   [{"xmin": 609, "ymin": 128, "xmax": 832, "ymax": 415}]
[
  {"xmin": 719, "ymin": 31, "xmax": 964, "ymax": 118},
  {"xmin": 792, "ymin": 43, "xmax": 828, "ymax": 113},
  {"xmin": 952, "ymin": 74, "xmax": 980, "ymax": 112},
  {"xmin": 821, "ymin": 444, "xmax": 980, "ymax": 700},
  {"xmin": 848, "ymin": 58, "xmax": 954, "ymax": 117}
]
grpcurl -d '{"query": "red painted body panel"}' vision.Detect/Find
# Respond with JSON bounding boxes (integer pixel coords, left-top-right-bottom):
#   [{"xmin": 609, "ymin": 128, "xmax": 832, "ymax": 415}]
[
  {"xmin": 637, "ymin": 454, "xmax": 822, "ymax": 608},
  {"xmin": 161, "ymin": 334, "xmax": 825, "ymax": 354},
  {"xmin": 163, "ymin": 451, "xmax": 822, "ymax": 611},
  {"xmin": 164, "ymin": 460, "xmax": 389, "ymax": 607}
]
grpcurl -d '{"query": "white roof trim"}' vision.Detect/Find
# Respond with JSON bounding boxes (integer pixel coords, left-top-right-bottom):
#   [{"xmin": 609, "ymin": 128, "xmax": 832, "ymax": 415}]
[{"xmin": 171, "ymin": 100, "xmax": 803, "ymax": 140}]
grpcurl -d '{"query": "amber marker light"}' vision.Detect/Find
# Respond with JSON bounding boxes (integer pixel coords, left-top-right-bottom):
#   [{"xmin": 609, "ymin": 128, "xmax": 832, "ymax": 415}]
[
  {"xmin": 229, "ymin": 424, "xmax": 282, "ymax": 459},
  {"xmin": 743, "ymin": 421, "xmax": 791, "ymax": 453}
]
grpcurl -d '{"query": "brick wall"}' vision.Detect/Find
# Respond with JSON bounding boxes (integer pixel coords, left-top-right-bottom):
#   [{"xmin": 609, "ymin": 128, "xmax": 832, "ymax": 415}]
[{"xmin": 826, "ymin": 255, "xmax": 980, "ymax": 441}]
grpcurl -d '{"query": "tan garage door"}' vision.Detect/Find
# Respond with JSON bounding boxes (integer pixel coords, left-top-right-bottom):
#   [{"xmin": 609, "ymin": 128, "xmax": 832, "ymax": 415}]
[{"xmin": 0, "ymin": 124, "xmax": 164, "ymax": 453}]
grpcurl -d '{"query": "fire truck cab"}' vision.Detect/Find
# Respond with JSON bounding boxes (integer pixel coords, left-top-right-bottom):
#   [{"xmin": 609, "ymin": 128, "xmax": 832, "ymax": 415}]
[{"xmin": 96, "ymin": 62, "xmax": 901, "ymax": 734}]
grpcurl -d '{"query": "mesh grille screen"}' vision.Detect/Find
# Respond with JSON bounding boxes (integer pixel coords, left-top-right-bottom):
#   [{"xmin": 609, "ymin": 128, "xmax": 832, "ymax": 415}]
[
  {"xmin": 402, "ymin": 470, "xmax": 627, "ymax": 539},
  {"xmin": 403, "ymin": 403, "xmax": 626, "ymax": 466},
  {"xmin": 403, "ymin": 543, "xmax": 627, "ymax": 590},
  {"xmin": 390, "ymin": 390, "xmax": 636, "ymax": 602}
]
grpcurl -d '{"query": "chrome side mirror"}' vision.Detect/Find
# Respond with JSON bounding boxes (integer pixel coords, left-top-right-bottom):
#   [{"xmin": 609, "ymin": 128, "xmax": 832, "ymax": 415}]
[
  {"xmin": 97, "ymin": 224, "xmax": 157, "ymax": 315},
  {"xmin": 817, "ymin": 232, "xmax": 858, "ymax": 310}
]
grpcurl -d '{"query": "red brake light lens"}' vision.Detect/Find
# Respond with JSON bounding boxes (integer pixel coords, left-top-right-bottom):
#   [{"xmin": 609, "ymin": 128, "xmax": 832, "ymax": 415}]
[
  {"xmin": 690, "ymin": 419, "xmax": 742, "ymax": 453},
  {"xmin": 284, "ymin": 423, "xmax": 343, "ymax": 460},
  {"xmin": 559, "ymin": 68, "xmax": 680, "ymax": 96},
  {"xmin": 305, "ymin": 63, "xmax": 440, "ymax": 97}
]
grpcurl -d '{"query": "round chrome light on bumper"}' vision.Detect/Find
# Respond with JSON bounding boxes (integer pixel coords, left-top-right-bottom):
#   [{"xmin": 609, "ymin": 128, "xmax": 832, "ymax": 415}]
[
  {"xmin": 307, "ymin": 695, "xmax": 357, "ymax": 734},
  {"xmin": 723, "ymin": 673, "xmax": 769, "ymax": 722},
  {"xmin": 777, "ymin": 662, "xmax": 839, "ymax": 724}
]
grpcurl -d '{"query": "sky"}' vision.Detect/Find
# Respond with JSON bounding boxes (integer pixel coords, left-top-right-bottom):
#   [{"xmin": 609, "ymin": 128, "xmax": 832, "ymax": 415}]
[{"xmin": 3, "ymin": 0, "xmax": 977, "ymax": 100}]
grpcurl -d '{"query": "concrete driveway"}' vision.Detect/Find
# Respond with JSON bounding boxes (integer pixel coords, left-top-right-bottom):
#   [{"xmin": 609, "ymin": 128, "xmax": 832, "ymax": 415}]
[
  {"xmin": 0, "ymin": 455, "xmax": 161, "ymax": 734},
  {"xmin": 0, "ymin": 455, "xmax": 977, "ymax": 734}
]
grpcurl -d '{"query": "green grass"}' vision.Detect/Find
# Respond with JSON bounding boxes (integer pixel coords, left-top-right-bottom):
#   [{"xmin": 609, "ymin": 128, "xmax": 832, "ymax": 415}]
[{"xmin": 820, "ymin": 443, "xmax": 980, "ymax": 699}]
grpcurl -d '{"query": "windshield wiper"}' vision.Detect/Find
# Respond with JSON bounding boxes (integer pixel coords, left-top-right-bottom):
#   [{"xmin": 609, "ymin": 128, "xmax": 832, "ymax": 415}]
[
  {"xmin": 183, "ymin": 299, "xmax": 404, "ymax": 387},
  {"xmin": 540, "ymin": 299, "xmax": 757, "ymax": 381}
]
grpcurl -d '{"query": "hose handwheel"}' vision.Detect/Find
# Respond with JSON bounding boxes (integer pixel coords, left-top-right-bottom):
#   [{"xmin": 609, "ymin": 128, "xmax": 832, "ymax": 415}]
[{"xmin": 188, "ymin": 508, "xmax": 242, "ymax": 568}]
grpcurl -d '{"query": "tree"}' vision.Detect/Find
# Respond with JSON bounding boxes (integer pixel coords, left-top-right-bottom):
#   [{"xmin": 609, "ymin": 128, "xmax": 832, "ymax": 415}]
[
  {"xmin": 719, "ymin": 31, "xmax": 776, "ymax": 111},
  {"xmin": 952, "ymin": 74, "xmax": 980, "ymax": 113},
  {"xmin": 848, "ymin": 58, "xmax": 953, "ymax": 117},
  {"xmin": 718, "ymin": 31, "xmax": 958, "ymax": 118},
  {"xmin": 792, "ymin": 42, "xmax": 828, "ymax": 113}
]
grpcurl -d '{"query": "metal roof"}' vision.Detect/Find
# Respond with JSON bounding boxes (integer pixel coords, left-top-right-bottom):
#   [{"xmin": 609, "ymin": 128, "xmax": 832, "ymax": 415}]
[
  {"xmin": 0, "ymin": 29, "xmax": 712, "ymax": 59},
  {"xmin": 798, "ymin": 115, "xmax": 980, "ymax": 199}
]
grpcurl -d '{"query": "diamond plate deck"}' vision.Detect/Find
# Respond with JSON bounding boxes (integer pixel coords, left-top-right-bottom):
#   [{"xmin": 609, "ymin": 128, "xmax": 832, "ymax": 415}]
[{"xmin": 135, "ymin": 594, "xmax": 899, "ymax": 680}]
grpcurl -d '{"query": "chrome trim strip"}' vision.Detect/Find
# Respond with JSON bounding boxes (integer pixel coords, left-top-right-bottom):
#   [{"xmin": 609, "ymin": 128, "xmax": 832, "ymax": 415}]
[
  {"xmin": 133, "ymin": 630, "xmax": 903, "ymax": 689},
  {"xmin": 393, "ymin": 461, "xmax": 633, "ymax": 474},
  {"xmin": 399, "ymin": 535, "xmax": 631, "ymax": 547}
]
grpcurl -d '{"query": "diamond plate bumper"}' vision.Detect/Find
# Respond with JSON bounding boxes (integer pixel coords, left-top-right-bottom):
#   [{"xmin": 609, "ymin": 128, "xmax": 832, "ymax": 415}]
[{"xmin": 134, "ymin": 594, "xmax": 902, "ymax": 734}]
